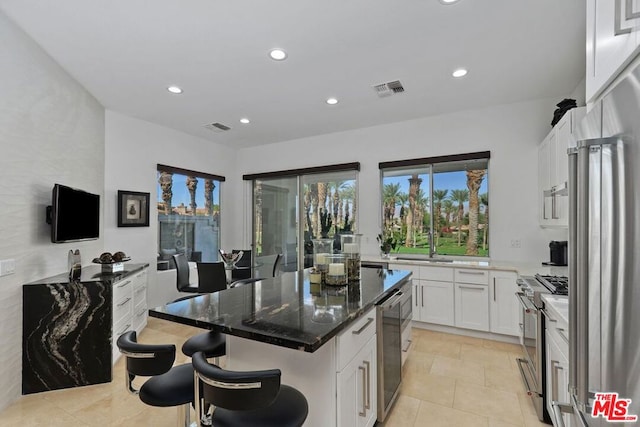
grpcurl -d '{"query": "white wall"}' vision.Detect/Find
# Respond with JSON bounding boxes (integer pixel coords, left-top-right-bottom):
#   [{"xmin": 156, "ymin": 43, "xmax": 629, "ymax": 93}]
[
  {"xmin": 0, "ymin": 12, "xmax": 105, "ymax": 411},
  {"xmin": 104, "ymin": 111, "xmax": 239, "ymax": 308},
  {"xmin": 238, "ymin": 98, "xmax": 568, "ymax": 263}
]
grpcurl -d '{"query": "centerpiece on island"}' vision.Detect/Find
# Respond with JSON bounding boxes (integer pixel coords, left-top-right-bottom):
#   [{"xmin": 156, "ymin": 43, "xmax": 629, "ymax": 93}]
[
  {"xmin": 219, "ymin": 249, "xmax": 243, "ymax": 282},
  {"xmin": 92, "ymin": 251, "xmax": 130, "ymax": 274},
  {"xmin": 377, "ymin": 231, "xmax": 399, "ymax": 259}
]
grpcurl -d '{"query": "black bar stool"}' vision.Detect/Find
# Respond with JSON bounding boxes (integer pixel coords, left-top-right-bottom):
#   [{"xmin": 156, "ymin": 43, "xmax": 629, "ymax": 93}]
[
  {"xmin": 116, "ymin": 331, "xmax": 194, "ymax": 427},
  {"xmin": 192, "ymin": 351, "xmax": 309, "ymax": 427}
]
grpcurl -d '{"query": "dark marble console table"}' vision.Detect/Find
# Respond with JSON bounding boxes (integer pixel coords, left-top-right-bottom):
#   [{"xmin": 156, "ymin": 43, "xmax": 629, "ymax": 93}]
[{"xmin": 22, "ymin": 264, "xmax": 147, "ymax": 394}]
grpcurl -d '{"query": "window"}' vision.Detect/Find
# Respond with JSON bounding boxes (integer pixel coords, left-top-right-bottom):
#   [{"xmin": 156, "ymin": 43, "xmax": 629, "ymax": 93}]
[
  {"xmin": 157, "ymin": 164, "xmax": 224, "ymax": 263},
  {"xmin": 245, "ymin": 163, "xmax": 359, "ymax": 271},
  {"xmin": 379, "ymin": 152, "xmax": 489, "ymax": 258}
]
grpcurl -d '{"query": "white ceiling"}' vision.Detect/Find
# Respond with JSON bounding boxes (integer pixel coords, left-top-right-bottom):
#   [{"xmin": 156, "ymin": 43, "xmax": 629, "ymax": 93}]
[{"xmin": 1, "ymin": 0, "xmax": 586, "ymax": 148}]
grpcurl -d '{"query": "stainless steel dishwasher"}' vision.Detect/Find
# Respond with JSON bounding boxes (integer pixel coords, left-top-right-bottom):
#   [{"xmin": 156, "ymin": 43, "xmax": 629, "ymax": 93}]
[{"xmin": 376, "ymin": 278, "xmax": 412, "ymax": 422}]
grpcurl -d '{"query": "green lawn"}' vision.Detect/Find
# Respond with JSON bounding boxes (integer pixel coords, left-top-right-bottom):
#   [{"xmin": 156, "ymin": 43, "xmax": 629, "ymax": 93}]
[{"xmin": 394, "ymin": 236, "xmax": 489, "ymax": 257}]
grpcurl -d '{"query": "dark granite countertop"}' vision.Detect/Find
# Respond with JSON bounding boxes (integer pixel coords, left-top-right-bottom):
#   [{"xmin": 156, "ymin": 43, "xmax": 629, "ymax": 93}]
[
  {"xmin": 23, "ymin": 263, "xmax": 149, "ymax": 286},
  {"xmin": 149, "ymin": 267, "xmax": 411, "ymax": 352}
]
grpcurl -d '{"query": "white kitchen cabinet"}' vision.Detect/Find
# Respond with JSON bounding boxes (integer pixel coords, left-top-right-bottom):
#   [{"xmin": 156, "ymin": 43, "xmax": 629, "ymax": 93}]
[
  {"xmin": 337, "ymin": 329, "xmax": 377, "ymax": 427},
  {"xmin": 546, "ymin": 322, "xmax": 571, "ymax": 426},
  {"xmin": 454, "ymin": 283, "xmax": 489, "ymax": 332},
  {"xmin": 538, "ymin": 107, "xmax": 586, "ymax": 228},
  {"xmin": 489, "ymin": 271, "xmax": 519, "ymax": 336},
  {"xmin": 420, "ymin": 280, "xmax": 455, "ymax": 326},
  {"xmin": 112, "ymin": 267, "xmax": 148, "ymax": 364},
  {"xmin": 586, "ymin": 0, "xmax": 640, "ymax": 102}
]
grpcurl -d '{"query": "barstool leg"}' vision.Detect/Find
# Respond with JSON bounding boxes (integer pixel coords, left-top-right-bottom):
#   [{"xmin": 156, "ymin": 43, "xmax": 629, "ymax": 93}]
[{"xmin": 176, "ymin": 403, "xmax": 191, "ymax": 427}]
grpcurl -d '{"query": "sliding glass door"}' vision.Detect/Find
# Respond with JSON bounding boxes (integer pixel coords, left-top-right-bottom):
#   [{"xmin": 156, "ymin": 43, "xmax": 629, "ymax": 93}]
[{"xmin": 251, "ymin": 166, "xmax": 358, "ymax": 272}]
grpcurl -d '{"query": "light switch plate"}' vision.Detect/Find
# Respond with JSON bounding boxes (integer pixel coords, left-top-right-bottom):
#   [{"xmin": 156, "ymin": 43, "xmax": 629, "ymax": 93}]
[{"xmin": 0, "ymin": 259, "xmax": 16, "ymax": 276}]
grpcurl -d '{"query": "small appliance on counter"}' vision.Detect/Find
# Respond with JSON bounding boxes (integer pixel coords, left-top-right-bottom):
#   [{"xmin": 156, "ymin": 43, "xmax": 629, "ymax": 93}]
[{"xmin": 542, "ymin": 240, "xmax": 567, "ymax": 266}]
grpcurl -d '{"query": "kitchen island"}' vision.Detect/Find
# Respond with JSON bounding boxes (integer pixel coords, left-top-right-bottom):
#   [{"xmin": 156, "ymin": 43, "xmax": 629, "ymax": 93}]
[{"xmin": 150, "ymin": 267, "xmax": 411, "ymax": 427}]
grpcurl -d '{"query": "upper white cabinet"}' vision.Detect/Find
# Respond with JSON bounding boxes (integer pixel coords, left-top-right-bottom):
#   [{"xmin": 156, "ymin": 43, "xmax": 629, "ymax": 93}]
[
  {"xmin": 587, "ymin": 0, "xmax": 640, "ymax": 102},
  {"xmin": 538, "ymin": 107, "xmax": 586, "ymax": 228}
]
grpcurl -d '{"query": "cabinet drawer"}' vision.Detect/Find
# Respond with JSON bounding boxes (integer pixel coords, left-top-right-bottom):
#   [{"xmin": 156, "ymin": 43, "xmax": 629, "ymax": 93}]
[
  {"xmin": 133, "ymin": 301, "xmax": 148, "ymax": 333},
  {"xmin": 336, "ymin": 309, "xmax": 377, "ymax": 371},
  {"xmin": 113, "ymin": 292, "xmax": 133, "ymax": 326},
  {"xmin": 113, "ymin": 277, "xmax": 133, "ymax": 301},
  {"xmin": 419, "ymin": 266, "xmax": 453, "ymax": 282},
  {"xmin": 133, "ymin": 282, "xmax": 147, "ymax": 306},
  {"xmin": 112, "ymin": 316, "xmax": 134, "ymax": 364},
  {"xmin": 389, "ymin": 263, "xmax": 420, "ymax": 279},
  {"xmin": 455, "ymin": 268, "xmax": 489, "ymax": 285}
]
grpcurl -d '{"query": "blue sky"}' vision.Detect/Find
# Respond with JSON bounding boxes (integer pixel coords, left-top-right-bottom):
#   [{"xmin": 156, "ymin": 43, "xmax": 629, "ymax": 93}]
[{"xmin": 157, "ymin": 174, "xmax": 220, "ymax": 207}]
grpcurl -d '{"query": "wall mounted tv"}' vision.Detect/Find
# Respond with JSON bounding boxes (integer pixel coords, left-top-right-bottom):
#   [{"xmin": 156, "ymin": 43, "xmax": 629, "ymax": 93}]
[{"xmin": 46, "ymin": 184, "xmax": 100, "ymax": 243}]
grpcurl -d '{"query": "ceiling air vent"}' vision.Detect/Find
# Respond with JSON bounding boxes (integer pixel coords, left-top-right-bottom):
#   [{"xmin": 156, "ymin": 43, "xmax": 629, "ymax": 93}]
[
  {"xmin": 204, "ymin": 122, "xmax": 231, "ymax": 133},
  {"xmin": 373, "ymin": 80, "xmax": 405, "ymax": 97}
]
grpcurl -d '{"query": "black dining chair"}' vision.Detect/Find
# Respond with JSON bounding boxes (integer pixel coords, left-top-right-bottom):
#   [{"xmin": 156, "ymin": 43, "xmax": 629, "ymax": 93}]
[
  {"xmin": 116, "ymin": 331, "xmax": 194, "ymax": 427},
  {"xmin": 272, "ymin": 253, "xmax": 283, "ymax": 277},
  {"xmin": 173, "ymin": 253, "xmax": 199, "ymax": 293},
  {"xmin": 231, "ymin": 249, "xmax": 252, "ymax": 280},
  {"xmin": 195, "ymin": 262, "xmax": 227, "ymax": 293},
  {"xmin": 192, "ymin": 351, "xmax": 309, "ymax": 427}
]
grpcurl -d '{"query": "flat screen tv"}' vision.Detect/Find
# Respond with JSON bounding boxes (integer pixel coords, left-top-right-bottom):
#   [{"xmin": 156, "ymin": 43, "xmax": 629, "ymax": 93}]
[{"xmin": 47, "ymin": 184, "xmax": 100, "ymax": 243}]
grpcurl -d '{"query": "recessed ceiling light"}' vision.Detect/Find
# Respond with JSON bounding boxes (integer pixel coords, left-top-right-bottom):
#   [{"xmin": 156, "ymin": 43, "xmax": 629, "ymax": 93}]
[
  {"xmin": 167, "ymin": 85, "xmax": 183, "ymax": 94},
  {"xmin": 269, "ymin": 48, "xmax": 287, "ymax": 61},
  {"xmin": 452, "ymin": 68, "xmax": 468, "ymax": 78},
  {"xmin": 326, "ymin": 97, "xmax": 339, "ymax": 105},
  {"xmin": 439, "ymin": 0, "xmax": 460, "ymax": 4},
  {"xmin": 240, "ymin": 118, "xmax": 250, "ymax": 124}
]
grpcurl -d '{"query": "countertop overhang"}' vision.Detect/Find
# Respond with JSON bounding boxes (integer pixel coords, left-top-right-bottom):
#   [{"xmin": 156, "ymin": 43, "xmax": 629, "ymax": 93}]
[{"xmin": 150, "ymin": 267, "xmax": 412, "ymax": 352}]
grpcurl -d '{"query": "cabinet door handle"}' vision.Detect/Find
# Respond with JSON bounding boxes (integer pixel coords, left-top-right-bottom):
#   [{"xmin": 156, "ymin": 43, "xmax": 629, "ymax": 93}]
[
  {"xmin": 414, "ymin": 285, "xmax": 418, "ymax": 307},
  {"xmin": 458, "ymin": 270, "xmax": 485, "ymax": 275},
  {"xmin": 556, "ymin": 327, "xmax": 569, "ymax": 344},
  {"xmin": 135, "ymin": 286, "xmax": 146, "ymax": 294},
  {"xmin": 358, "ymin": 365, "xmax": 367, "ymax": 417},
  {"xmin": 117, "ymin": 324, "xmax": 132, "ymax": 336},
  {"xmin": 117, "ymin": 280, "xmax": 131, "ymax": 288},
  {"xmin": 458, "ymin": 285, "xmax": 484, "ymax": 290},
  {"xmin": 550, "ymin": 360, "xmax": 559, "ymax": 403},
  {"xmin": 421, "ymin": 285, "xmax": 424, "ymax": 307},
  {"xmin": 352, "ymin": 318, "xmax": 374, "ymax": 335},
  {"xmin": 493, "ymin": 278, "xmax": 496, "ymax": 302},
  {"xmin": 364, "ymin": 360, "xmax": 371, "ymax": 410},
  {"xmin": 402, "ymin": 339, "xmax": 413, "ymax": 353},
  {"xmin": 117, "ymin": 297, "xmax": 132, "ymax": 307}
]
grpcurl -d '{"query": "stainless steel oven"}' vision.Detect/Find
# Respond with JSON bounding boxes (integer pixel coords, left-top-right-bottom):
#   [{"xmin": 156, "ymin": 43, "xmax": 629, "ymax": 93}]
[
  {"xmin": 516, "ymin": 274, "xmax": 568, "ymax": 423},
  {"xmin": 376, "ymin": 279, "xmax": 412, "ymax": 422}
]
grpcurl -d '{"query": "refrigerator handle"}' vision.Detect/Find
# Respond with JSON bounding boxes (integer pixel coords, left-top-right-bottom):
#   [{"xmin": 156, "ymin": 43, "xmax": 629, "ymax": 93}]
[
  {"xmin": 575, "ymin": 142, "xmax": 591, "ymax": 409},
  {"xmin": 567, "ymin": 147, "xmax": 578, "ymax": 396}
]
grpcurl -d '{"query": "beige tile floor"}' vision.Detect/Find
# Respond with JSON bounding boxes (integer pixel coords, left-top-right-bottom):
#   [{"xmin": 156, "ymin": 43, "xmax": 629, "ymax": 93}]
[{"xmin": 0, "ymin": 320, "xmax": 550, "ymax": 427}]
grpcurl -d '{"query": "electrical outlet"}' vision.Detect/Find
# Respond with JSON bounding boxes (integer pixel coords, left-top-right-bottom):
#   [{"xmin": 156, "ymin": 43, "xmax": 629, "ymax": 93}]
[
  {"xmin": 510, "ymin": 239, "xmax": 521, "ymax": 249},
  {"xmin": 0, "ymin": 259, "xmax": 16, "ymax": 276}
]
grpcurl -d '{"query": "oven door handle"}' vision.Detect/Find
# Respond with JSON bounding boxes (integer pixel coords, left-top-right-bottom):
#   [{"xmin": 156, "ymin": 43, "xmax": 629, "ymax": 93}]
[{"xmin": 516, "ymin": 292, "xmax": 538, "ymax": 314}]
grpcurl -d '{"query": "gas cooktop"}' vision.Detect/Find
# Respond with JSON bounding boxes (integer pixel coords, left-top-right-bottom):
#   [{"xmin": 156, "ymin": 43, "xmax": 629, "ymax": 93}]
[{"xmin": 534, "ymin": 274, "xmax": 568, "ymax": 295}]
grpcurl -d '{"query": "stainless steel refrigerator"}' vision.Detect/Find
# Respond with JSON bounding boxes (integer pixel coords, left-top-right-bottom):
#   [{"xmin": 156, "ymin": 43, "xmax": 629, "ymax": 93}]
[{"xmin": 559, "ymin": 63, "xmax": 640, "ymax": 426}]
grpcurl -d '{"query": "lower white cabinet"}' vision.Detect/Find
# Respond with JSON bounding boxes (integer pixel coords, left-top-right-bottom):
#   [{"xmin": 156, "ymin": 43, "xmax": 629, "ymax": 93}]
[
  {"xmin": 454, "ymin": 283, "xmax": 489, "ymax": 331},
  {"xmin": 337, "ymin": 335, "xmax": 377, "ymax": 427},
  {"xmin": 112, "ymin": 267, "xmax": 148, "ymax": 363},
  {"xmin": 489, "ymin": 271, "xmax": 519, "ymax": 336},
  {"xmin": 545, "ymin": 299, "xmax": 571, "ymax": 427},
  {"xmin": 420, "ymin": 280, "xmax": 455, "ymax": 326}
]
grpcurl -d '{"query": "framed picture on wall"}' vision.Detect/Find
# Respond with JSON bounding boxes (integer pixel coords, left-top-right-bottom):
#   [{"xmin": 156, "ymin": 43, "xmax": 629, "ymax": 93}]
[{"xmin": 117, "ymin": 190, "xmax": 150, "ymax": 227}]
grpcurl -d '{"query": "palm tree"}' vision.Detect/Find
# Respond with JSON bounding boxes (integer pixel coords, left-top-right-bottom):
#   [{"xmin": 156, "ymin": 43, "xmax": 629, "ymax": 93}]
[
  {"xmin": 397, "ymin": 192, "xmax": 408, "ymax": 223},
  {"xmin": 341, "ymin": 183, "xmax": 356, "ymax": 231},
  {"xmin": 480, "ymin": 192, "xmax": 489, "ymax": 251},
  {"xmin": 466, "ymin": 170, "xmax": 486, "ymax": 255},
  {"xmin": 442, "ymin": 199, "xmax": 455, "ymax": 226},
  {"xmin": 405, "ymin": 175, "xmax": 422, "ymax": 247},
  {"xmin": 317, "ymin": 182, "xmax": 328, "ymax": 231},
  {"xmin": 433, "ymin": 189, "xmax": 448, "ymax": 246},
  {"xmin": 450, "ymin": 189, "xmax": 469, "ymax": 247},
  {"xmin": 383, "ymin": 183, "xmax": 401, "ymax": 230}
]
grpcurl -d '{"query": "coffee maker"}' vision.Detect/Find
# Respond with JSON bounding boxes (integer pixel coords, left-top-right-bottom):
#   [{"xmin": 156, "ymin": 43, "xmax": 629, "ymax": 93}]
[{"xmin": 542, "ymin": 240, "xmax": 568, "ymax": 266}]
